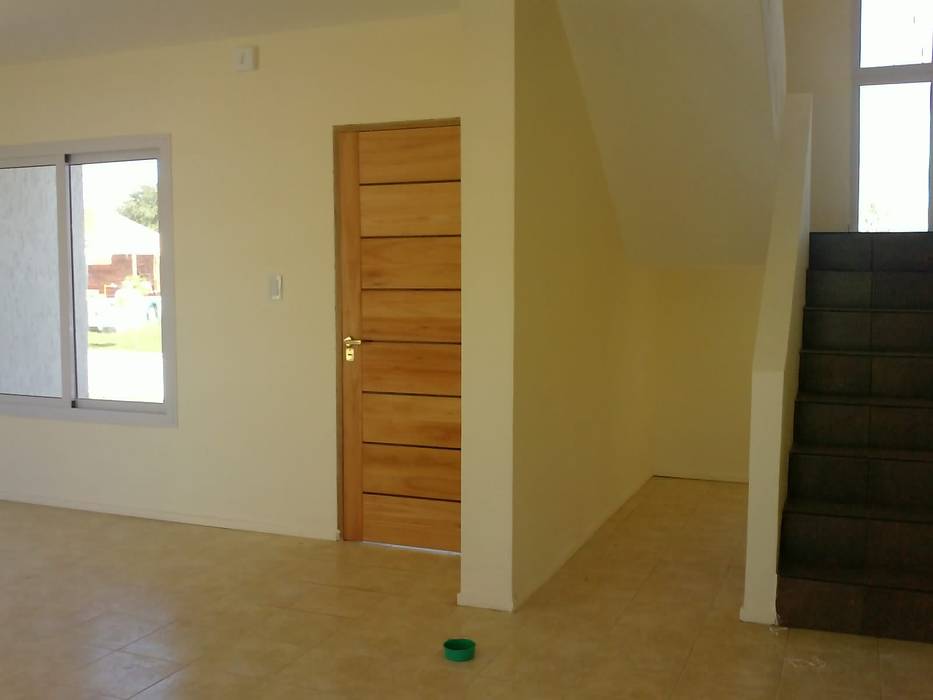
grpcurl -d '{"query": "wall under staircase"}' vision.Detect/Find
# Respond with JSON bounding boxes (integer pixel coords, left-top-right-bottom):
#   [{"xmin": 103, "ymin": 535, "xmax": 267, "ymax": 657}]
[{"xmin": 778, "ymin": 232, "xmax": 933, "ymax": 643}]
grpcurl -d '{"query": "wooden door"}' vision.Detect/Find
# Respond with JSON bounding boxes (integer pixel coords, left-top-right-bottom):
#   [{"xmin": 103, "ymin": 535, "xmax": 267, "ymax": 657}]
[{"xmin": 337, "ymin": 123, "xmax": 461, "ymax": 552}]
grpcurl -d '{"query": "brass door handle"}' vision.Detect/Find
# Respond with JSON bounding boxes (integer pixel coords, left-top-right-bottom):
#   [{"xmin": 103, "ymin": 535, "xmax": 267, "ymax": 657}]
[{"xmin": 343, "ymin": 336, "xmax": 362, "ymax": 361}]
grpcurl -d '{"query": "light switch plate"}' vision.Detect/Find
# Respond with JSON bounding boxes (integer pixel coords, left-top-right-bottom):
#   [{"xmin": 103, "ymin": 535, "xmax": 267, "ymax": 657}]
[
  {"xmin": 269, "ymin": 274, "xmax": 283, "ymax": 301},
  {"xmin": 233, "ymin": 46, "xmax": 258, "ymax": 72}
]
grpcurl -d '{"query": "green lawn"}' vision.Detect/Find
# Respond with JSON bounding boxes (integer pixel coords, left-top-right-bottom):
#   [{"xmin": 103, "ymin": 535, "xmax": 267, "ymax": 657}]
[{"xmin": 88, "ymin": 323, "xmax": 163, "ymax": 352}]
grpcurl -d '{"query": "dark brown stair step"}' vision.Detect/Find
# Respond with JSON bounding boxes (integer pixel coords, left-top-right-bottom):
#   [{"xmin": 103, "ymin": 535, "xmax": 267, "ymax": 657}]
[
  {"xmin": 807, "ymin": 306, "xmax": 933, "ymax": 313},
  {"xmin": 779, "ymin": 562, "xmax": 933, "ymax": 595},
  {"xmin": 874, "ymin": 272, "xmax": 933, "ymax": 309},
  {"xmin": 810, "ymin": 232, "xmax": 933, "ymax": 273},
  {"xmin": 792, "ymin": 444, "xmax": 933, "ymax": 463},
  {"xmin": 797, "ymin": 393, "xmax": 933, "ymax": 408},
  {"xmin": 789, "ymin": 453, "xmax": 933, "ymax": 511},
  {"xmin": 801, "ymin": 348, "xmax": 933, "ymax": 358},
  {"xmin": 784, "ymin": 498, "xmax": 933, "ymax": 525},
  {"xmin": 806, "ymin": 270, "xmax": 933, "ymax": 310},
  {"xmin": 810, "ymin": 233, "xmax": 871, "ymax": 272},
  {"xmin": 799, "ymin": 352, "xmax": 933, "ymax": 400},
  {"xmin": 778, "ymin": 575, "xmax": 933, "ymax": 643},
  {"xmin": 781, "ymin": 512, "xmax": 933, "ymax": 575},
  {"xmin": 795, "ymin": 396, "xmax": 933, "ymax": 451},
  {"xmin": 806, "ymin": 271, "xmax": 871, "ymax": 308},
  {"xmin": 874, "ymin": 233, "xmax": 933, "ymax": 272},
  {"xmin": 803, "ymin": 308, "xmax": 933, "ymax": 352}
]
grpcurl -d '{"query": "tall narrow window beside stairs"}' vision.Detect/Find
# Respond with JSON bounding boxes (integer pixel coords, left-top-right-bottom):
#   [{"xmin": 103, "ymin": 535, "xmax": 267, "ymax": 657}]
[{"xmin": 856, "ymin": 1, "xmax": 933, "ymax": 232}]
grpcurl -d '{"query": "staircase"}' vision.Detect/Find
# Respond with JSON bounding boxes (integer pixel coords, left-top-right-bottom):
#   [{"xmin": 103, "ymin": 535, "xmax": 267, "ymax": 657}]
[{"xmin": 777, "ymin": 232, "xmax": 933, "ymax": 643}]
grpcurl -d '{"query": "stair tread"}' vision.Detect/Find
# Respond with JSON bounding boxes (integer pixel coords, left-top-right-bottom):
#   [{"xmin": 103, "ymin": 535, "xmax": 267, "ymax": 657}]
[
  {"xmin": 792, "ymin": 444, "xmax": 933, "ymax": 463},
  {"xmin": 806, "ymin": 306, "xmax": 933, "ymax": 314},
  {"xmin": 801, "ymin": 349, "xmax": 933, "ymax": 359},
  {"xmin": 796, "ymin": 393, "xmax": 933, "ymax": 409},
  {"xmin": 779, "ymin": 562, "xmax": 933, "ymax": 594},
  {"xmin": 811, "ymin": 231, "xmax": 933, "ymax": 236},
  {"xmin": 784, "ymin": 498, "xmax": 933, "ymax": 524}
]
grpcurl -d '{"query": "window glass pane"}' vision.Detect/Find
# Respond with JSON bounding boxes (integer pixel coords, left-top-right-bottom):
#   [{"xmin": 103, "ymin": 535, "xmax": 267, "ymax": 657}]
[
  {"xmin": 859, "ymin": 82, "xmax": 931, "ymax": 232},
  {"xmin": 71, "ymin": 160, "xmax": 163, "ymax": 403},
  {"xmin": 861, "ymin": 0, "xmax": 933, "ymax": 68},
  {"xmin": 0, "ymin": 166, "xmax": 62, "ymax": 398}
]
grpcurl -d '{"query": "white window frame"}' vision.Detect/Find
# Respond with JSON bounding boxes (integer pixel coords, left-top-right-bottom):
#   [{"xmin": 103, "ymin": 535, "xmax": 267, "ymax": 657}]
[
  {"xmin": 852, "ymin": 0, "xmax": 933, "ymax": 231},
  {"xmin": 0, "ymin": 135, "xmax": 177, "ymax": 426}
]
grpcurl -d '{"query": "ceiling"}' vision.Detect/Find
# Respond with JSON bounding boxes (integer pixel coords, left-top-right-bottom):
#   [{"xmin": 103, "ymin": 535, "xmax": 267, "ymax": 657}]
[
  {"xmin": 558, "ymin": 0, "xmax": 780, "ymax": 266},
  {"xmin": 0, "ymin": 0, "xmax": 458, "ymax": 65}
]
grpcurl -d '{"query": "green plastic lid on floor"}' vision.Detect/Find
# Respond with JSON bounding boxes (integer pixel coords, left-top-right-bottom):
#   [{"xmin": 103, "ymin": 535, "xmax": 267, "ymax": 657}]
[{"xmin": 443, "ymin": 638, "xmax": 476, "ymax": 662}]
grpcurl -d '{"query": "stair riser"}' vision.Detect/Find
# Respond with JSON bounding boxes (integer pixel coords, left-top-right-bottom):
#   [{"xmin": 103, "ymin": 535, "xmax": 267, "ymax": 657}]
[
  {"xmin": 799, "ymin": 354, "xmax": 869, "ymax": 396},
  {"xmin": 874, "ymin": 234, "xmax": 933, "ymax": 272},
  {"xmin": 777, "ymin": 577, "xmax": 864, "ymax": 636},
  {"xmin": 794, "ymin": 402, "xmax": 868, "ymax": 448},
  {"xmin": 810, "ymin": 235, "xmax": 871, "ymax": 271},
  {"xmin": 800, "ymin": 354, "xmax": 933, "ymax": 400},
  {"xmin": 811, "ymin": 233, "xmax": 933, "ymax": 273},
  {"xmin": 875, "ymin": 312, "xmax": 933, "ymax": 352},
  {"xmin": 788, "ymin": 454, "xmax": 868, "ymax": 504},
  {"xmin": 796, "ymin": 402, "xmax": 933, "ymax": 451},
  {"xmin": 803, "ymin": 311, "xmax": 871, "ymax": 351},
  {"xmin": 778, "ymin": 577, "xmax": 933, "ymax": 643},
  {"xmin": 870, "ymin": 460, "xmax": 933, "ymax": 510},
  {"xmin": 806, "ymin": 271, "xmax": 871, "ymax": 308},
  {"xmin": 875, "ymin": 272, "xmax": 933, "ymax": 309},
  {"xmin": 781, "ymin": 513, "xmax": 933, "ymax": 572},
  {"xmin": 790, "ymin": 454, "xmax": 933, "ymax": 510},
  {"xmin": 869, "ymin": 521, "xmax": 933, "ymax": 572},
  {"xmin": 803, "ymin": 310, "xmax": 933, "ymax": 352},
  {"xmin": 807, "ymin": 271, "xmax": 933, "ymax": 309},
  {"xmin": 781, "ymin": 512, "xmax": 866, "ymax": 568}
]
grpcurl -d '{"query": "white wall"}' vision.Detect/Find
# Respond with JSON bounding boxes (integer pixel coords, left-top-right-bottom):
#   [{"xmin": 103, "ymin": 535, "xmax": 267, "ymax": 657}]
[
  {"xmin": 511, "ymin": 0, "xmax": 654, "ymax": 605},
  {"xmin": 558, "ymin": 0, "xmax": 778, "ymax": 266},
  {"xmin": 0, "ymin": 166, "xmax": 62, "ymax": 398},
  {"xmin": 743, "ymin": 94, "xmax": 813, "ymax": 625},
  {"xmin": 0, "ymin": 14, "xmax": 462, "ymax": 539},
  {"xmin": 784, "ymin": 0, "xmax": 854, "ymax": 231},
  {"xmin": 459, "ymin": 0, "xmax": 517, "ymax": 611}
]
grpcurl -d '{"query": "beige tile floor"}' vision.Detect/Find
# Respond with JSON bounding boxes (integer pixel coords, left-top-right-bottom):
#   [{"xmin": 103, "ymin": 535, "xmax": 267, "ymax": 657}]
[{"xmin": 0, "ymin": 477, "xmax": 930, "ymax": 699}]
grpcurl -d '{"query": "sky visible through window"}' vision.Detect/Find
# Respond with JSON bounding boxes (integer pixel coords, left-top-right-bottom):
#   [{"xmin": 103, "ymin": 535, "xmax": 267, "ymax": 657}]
[
  {"xmin": 859, "ymin": 0, "xmax": 933, "ymax": 232},
  {"xmin": 861, "ymin": 0, "xmax": 933, "ymax": 68},
  {"xmin": 81, "ymin": 160, "xmax": 157, "ymax": 211}
]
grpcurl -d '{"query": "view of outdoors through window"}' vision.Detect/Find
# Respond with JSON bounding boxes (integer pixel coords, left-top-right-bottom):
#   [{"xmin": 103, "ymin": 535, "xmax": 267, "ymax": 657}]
[
  {"xmin": 859, "ymin": 0, "xmax": 933, "ymax": 232},
  {"xmin": 71, "ymin": 159, "xmax": 163, "ymax": 403},
  {"xmin": 859, "ymin": 82, "xmax": 931, "ymax": 231}
]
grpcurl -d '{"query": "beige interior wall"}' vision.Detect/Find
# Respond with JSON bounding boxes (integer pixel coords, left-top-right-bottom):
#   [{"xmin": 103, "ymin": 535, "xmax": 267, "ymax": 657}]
[
  {"xmin": 459, "ymin": 0, "xmax": 517, "ymax": 612},
  {"xmin": 784, "ymin": 0, "xmax": 854, "ymax": 231},
  {"xmin": 648, "ymin": 266, "xmax": 764, "ymax": 483},
  {"xmin": 0, "ymin": 14, "xmax": 462, "ymax": 539},
  {"xmin": 557, "ymin": 0, "xmax": 778, "ymax": 267},
  {"xmin": 511, "ymin": 0, "xmax": 652, "ymax": 605}
]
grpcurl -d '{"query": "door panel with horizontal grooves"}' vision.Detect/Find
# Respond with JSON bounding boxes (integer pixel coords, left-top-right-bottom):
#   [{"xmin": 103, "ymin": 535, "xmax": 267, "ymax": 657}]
[
  {"xmin": 362, "ymin": 342, "xmax": 460, "ymax": 396},
  {"xmin": 363, "ymin": 493, "xmax": 460, "ymax": 551},
  {"xmin": 361, "ymin": 237, "xmax": 460, "ymax": 290},
  {"xmin": 339, "ymin": 122, "xmax": 460, "ymax": 552},
  {"xmin": 362, "ymin": 444, "xmax": 460, "ymax": 501},
  {"xmin": 362, "ymin": 393, "xmax": 460, "ymax": 448},
  {"xmin": 360, "ymin": 182, "xmax": 460, "ymax": 236},
  {"xmin": 358, "ymin": 126, "xmax": 459, "ymax": 184},
  {"xmin": 361, "ymin": 290, "xmax": 460, "ymax": 342}
]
